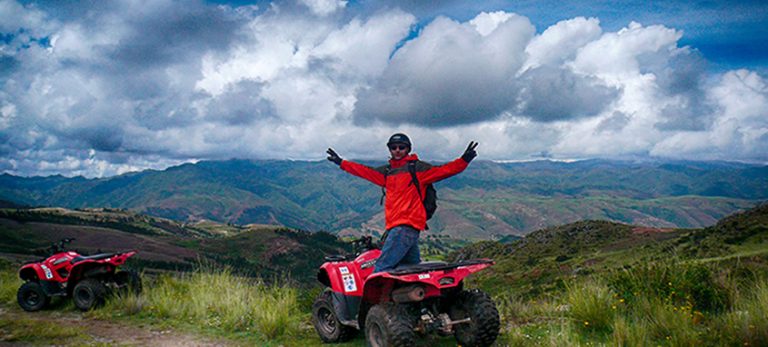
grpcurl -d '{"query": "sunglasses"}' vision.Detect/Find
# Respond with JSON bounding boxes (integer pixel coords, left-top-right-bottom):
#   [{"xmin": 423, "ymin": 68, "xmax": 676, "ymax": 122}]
[{"xmin": 389, "ymin": 144, "xmax": 409, "ymax": 151}]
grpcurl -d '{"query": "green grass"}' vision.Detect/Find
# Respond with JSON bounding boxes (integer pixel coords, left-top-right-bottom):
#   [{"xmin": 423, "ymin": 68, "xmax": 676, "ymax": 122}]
[
  {"xmin": 90, "ymin": 268, "xmax": 304, "ymax": 344},
  {"xmin": 494, "ymin": 260, "xmax": 768, "ymax": 346},
  {"xmin": 0, "ymin": 259, "xmax": 19, "ymax": 306}
]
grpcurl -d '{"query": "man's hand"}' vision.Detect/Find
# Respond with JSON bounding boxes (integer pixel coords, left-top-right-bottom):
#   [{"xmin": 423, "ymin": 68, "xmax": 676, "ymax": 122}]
[
  {"xmin": 327, "ymin": 148, "xmax": 342, "ymax": 166},
  {"xmin": 461, "ymin": 141, "xmax": 478, "ymax": 163}
]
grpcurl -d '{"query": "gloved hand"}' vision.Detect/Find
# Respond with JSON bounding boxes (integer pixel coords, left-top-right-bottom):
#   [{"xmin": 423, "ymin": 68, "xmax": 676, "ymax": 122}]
[
  {"xmin": 326, "ymin": 148, "xmax": 342, "ymax": 166},
  {"xmin": 461, "ymin": 141, "xmax": 478, "ymax": 163}
]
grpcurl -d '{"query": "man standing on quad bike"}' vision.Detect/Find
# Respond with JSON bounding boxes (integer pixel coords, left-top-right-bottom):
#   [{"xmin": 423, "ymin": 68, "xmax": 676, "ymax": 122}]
[{"xmin": 327, "ymin": 133, "xmax": 478, "ymax": 272}]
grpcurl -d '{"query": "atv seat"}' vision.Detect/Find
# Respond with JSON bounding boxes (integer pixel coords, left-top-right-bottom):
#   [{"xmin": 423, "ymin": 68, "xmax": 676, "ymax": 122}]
[
  {"xmin": 387, "ymin": 259, "xmax": 494, "ymax": 275},
  {"xmin": 324, "ymin": 254, "xmax": 357, "ymax": 262},
  {"xmin": 71, "ymin": 253, "xmax": 115, "ymax": 264},
  {"xmin": 24, "ymin": 258, "xmax": 47, "ymax": 265}
]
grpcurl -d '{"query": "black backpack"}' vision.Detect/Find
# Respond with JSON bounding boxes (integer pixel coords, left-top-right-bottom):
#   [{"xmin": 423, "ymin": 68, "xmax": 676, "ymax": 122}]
[{"xmin": 380, "ymin": 161, "xmax": 438, "ymax": 220}]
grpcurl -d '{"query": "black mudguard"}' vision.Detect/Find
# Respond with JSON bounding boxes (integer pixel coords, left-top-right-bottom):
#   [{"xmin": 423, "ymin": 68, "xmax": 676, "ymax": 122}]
[{"xmin": 331, "ymin": 291, "xmax": 362, "ymax": 328}]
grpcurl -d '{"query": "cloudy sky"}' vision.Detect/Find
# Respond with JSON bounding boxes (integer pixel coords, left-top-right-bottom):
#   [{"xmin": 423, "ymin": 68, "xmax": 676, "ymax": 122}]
[{"xmin": 1, "ymin": 0, "xmax": 767, "ymax": 177}]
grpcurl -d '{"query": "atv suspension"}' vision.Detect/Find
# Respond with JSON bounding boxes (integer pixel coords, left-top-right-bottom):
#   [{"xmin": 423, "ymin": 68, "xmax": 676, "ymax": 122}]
[{"xmin": 415, "ymin": 308, "xmax": 471, "ymax": 335}]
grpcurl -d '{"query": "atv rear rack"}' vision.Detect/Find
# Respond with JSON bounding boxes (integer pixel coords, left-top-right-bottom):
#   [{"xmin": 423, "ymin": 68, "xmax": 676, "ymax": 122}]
[{"xmin": 386, "ymin": 259, "xmax": 494, "ymax": 275}]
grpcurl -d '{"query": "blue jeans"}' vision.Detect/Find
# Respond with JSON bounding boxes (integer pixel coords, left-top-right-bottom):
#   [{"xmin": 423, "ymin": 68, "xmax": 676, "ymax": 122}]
[{"xmin": 374, "ymin": 225, "xmax": 421, "ymax": 273}]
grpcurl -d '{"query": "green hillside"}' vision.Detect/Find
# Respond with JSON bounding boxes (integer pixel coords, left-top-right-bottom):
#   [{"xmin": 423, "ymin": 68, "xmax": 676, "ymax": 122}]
[
  {"xmin": 0, "ymin": 208, "xmax": 349, "ymax": 283},
  {"xmin": 1, "ymin": 159, "xmax": 766, "ymax": 240},
  {"xmin": 451, "ymin": 203, "xmax": 768, "ymax": 299}
]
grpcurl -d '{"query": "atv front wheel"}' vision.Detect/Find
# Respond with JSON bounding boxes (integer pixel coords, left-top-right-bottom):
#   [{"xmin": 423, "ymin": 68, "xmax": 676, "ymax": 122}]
[
  {"xmin": 449, "ymin": 289, "xmax": 500, "ymax": 347},
  {"xmin": 73, "ymin": 278, "xmax": 107, "ymax": 311},
  {"xmin": 17, "ymin": 281, "xmax": 49, "ymax": 312},
  {"xmin": 311, "ymin": 289, "xmax": 356, "ymax": 342},
  {"xmin": 365, "ymin": 303, "xmax": 417, "ymax": 347}
]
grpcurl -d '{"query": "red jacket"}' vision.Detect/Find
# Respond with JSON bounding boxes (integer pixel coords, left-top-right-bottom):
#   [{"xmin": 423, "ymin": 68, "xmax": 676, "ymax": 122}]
[{"xmin": 340, "ymin": 154, "xmax": 469, "ymax": 231}]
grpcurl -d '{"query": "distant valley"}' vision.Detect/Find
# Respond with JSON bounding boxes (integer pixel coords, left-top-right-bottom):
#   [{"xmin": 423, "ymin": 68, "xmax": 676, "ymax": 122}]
[{"xmin": 1, "ymin": 159, "xmax": 766, "ymax": 239}]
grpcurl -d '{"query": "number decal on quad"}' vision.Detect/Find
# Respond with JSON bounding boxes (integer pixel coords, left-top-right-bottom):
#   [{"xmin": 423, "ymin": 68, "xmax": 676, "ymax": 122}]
[
  {"xmin": 339, "ymin": 266, "xmax": 349, "ymax": 274},
  {"xmin": 41, "ymin": 265, "xmax": 53, "ymax": 279},
  {"xmin": 342, "ymin": 274, "xmax": 357, "ymax": 292}
]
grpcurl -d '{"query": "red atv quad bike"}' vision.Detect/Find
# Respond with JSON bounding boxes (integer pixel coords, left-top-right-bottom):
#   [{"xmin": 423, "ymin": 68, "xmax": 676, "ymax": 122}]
[
  {"xmin": 17, "ymin": 238, "xmax": 142, "ymax": 312},
  {"xmin": 312, "ymin": 236, "xmax": 500, "ymax": 347}
]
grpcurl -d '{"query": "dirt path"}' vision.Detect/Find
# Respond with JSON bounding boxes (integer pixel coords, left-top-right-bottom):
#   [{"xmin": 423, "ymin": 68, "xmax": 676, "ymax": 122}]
[{"xmin": 0, "ymin": 307, "xmax": 236, "ymax": 346}]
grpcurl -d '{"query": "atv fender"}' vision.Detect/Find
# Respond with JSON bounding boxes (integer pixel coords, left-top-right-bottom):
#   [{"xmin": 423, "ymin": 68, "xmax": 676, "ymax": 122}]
[
  {"xmin": 67, "ymin": 263, "xmax": 113, "ymax": 293},
  {"xmin": 318, "ymin": 263, "xmax": 364, "ymax": 295},
  {"xmin": 362, "ymin": 260, "xmax": 495, "ymax": 304},
  {"xmin": 318, "ymin": 250, "xmax": 379, "ymax": 296},
  {"xmin": 317, "ymin": 261, "xmax": 372, "ymax": 328},
  {"xmin": 362, "ymin": 273, "xmax": 441, "ymax": 304},
  {"xmin": 19, "ymin": 263, "xmax": 50, "ymax": 281}
]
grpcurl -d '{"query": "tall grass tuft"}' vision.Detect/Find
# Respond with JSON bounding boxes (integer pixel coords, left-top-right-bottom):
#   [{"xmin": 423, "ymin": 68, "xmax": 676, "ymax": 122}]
[
  {"xmin": 717, "ymin": 278, "xmax": 768, "ymax": 346},
  {"xmin": 565, "ymin": 280, "xmax": 616, "ymax": 334},
  {"xmin": 643, "ymin": 296, "xmax": 704, "ymax": 346},
  {"xmin": 141, "ymin": 268, "xmax": 302, "ymax": 339},
  {"xmin": 608, "ymin": 261, "xmax": 728, "ymax": 312},
  {"xmin": 0, "ymin": 266, "xmax": 20, "ymax": 305},
  {"xmin": 611, "ymin": 316, "xmax": 651, "ymax": 347}
]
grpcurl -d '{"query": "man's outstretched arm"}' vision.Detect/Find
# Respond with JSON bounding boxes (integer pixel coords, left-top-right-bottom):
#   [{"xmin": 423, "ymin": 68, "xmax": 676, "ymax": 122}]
[
  {"xmin": 326, "ymin": 147, "xmax": 386, "ymax": 187},
  {"xmin": 419, "ymin": 141, "xmax": 478, "ymax": 184}
]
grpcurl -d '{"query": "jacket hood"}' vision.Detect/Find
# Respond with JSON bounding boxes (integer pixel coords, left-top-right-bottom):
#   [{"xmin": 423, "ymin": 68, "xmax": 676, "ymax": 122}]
[{"xmin": 389, "ymin": 153, "xmax": 419, "ymax": 168}]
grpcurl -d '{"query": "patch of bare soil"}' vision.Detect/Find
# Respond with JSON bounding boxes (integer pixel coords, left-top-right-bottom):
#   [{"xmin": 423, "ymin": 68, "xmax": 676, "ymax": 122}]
[{"xmin": 0, "ymin": 308, "xmax": 236, "ymax": 347}]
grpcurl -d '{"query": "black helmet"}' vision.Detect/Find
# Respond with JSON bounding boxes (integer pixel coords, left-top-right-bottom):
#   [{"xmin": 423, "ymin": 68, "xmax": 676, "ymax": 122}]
[{"xmin": 387, "ymin": 133, "xmax": 411, "ymax": 148}]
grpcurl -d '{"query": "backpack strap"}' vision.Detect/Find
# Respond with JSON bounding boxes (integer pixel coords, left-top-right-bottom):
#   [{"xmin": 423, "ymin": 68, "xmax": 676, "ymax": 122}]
[
  {"xmin": 408, "ymin": 161, "xmax": 430, "ymax": 230},
  {"xmin": 379, "ymin": 164, "xmax": 390, "ymax": 205},
  {"xmin": 407, "ymin": 161, "xmax": 423, "ymax": 201}
]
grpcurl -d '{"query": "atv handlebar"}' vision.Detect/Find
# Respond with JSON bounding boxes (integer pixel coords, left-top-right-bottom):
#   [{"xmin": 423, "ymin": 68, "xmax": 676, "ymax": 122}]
[
  {"xmin": 323, "ymin": 236, "xmax": 380, "ymax": 263},
  {"xmin": 48, "ymin": 238, "xmax": 76, "ymax": 255},
  {"xmin": 351, "ymin": 236, "xmax": 379, "ymax": 254}
]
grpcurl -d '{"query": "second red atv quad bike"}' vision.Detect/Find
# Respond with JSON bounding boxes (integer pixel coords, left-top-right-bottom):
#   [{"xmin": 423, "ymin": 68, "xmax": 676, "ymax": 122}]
[
  {"xmin": 312, "ymin": 236, "xmax": 500, "ymax": 347},
  {"xmin": 17, "ymin": 238, "xmax": 142, "ymax": 312}
]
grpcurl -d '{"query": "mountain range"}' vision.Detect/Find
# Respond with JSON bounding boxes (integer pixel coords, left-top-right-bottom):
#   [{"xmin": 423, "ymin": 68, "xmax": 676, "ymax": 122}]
[{"xmin": 1, "ymin": 159, "xmax": 766, "ymax": 239}]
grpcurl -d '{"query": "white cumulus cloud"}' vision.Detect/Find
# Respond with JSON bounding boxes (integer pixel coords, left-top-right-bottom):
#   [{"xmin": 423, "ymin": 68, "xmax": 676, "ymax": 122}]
[{"xmin": 0, "ymin": 1, "xmax": 766, "ymax": 177}]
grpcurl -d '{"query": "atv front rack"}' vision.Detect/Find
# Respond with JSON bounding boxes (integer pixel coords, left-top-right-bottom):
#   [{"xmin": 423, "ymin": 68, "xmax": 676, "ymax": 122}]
[{"xmin": 386, "ymin": 259, "xmax": 494, "ymax": 275}]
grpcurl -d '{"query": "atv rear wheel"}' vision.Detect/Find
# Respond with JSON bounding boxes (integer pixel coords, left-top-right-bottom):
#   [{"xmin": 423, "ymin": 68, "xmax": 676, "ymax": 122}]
[
  {"xmin": 449, "ymin": 289, "xmax": 500, "ymax": 347},
  {"xmin": 114, "ymin": 270, "xmax": 142, "ymax": 296},
  {"xmin": 17, "ymin": 281, "xmax": 49, "ymax": 312},
  {"xmin": 365, "ymin": 303, "xmax": 417, "ymax": 347},
  {"xmin": 73, "ymin": 278, "xmax": 107, "ymax": 311},
  {"xmin": 311, "ymin": 289, "xmax": 356, "ymax": 342}
]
